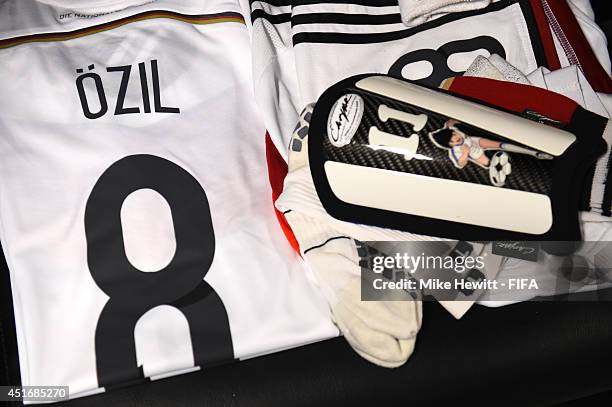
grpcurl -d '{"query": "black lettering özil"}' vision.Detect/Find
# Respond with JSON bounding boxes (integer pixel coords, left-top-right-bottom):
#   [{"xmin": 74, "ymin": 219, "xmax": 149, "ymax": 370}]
[{"xmin": 76, "ymin": 60, "xmax": 179, "ymax": 119}]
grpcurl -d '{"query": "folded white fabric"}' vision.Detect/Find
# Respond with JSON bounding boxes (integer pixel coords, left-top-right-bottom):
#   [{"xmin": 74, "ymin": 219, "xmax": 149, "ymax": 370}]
[
  {"xmin": 526, "ymin": 65, "xmax": 610, "ymax": 118},
  {"xmin": 464, "ymin": 55, "xmax": 507, "ymax": 81},
  {"xmin": 464, "ymin": 54, "xmax": 531, "ymax": 84},
  {"xmin": 398, "ymin": 0, "xmax": 491, "ymax": 28}
]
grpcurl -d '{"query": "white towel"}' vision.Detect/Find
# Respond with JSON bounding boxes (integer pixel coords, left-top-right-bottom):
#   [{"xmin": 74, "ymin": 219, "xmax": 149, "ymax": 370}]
[
  {"xmin": 464, "ymin": 54, "xmax": 531, "ymax": 84},
  {"xmin": 398, "ymin": 0, "xmax": 491, "ymax": 28}
]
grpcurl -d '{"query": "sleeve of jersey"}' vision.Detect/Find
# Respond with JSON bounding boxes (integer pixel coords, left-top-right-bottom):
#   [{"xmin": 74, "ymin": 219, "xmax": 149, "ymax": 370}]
[
  {"xmin": 250, "ymin": 1, "xmax": 302, "ymax": 163},
  {"xmin": 541, "ymin": 0, "xmax": 612, "ymax": 93},
  {"xmin": 444, "ymin": 76, "xmax": 612, "ymax": 215},
  {"xmin": 253, "ymin": 2, "xmax": 304, "ymax": 252}
]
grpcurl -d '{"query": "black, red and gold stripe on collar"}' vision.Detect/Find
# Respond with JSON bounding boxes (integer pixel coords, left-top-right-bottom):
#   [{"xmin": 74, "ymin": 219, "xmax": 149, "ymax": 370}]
[{"xmin": 0, "ymin": 10, "xmax": 244, "ymax": 50}]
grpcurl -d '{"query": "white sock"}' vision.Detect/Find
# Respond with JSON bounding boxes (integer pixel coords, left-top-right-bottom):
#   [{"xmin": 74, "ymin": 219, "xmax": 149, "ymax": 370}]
[
  {"xmin": 280, "ymin": 104, "xmax": 422, "ymax": 367},
  {"xmin": 288, "ymin": 212, "xmax": 422, "ymax": 367},
  {"xmin": 398, "ymin": 0, "xmax": 491, "ymax": 28}
]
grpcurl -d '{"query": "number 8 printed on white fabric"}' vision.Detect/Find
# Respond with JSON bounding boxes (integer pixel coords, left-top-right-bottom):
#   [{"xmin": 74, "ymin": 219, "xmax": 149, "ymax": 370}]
[{"xmin": 84, "ymin": 154, "xmax": 233, "ymax": 389}]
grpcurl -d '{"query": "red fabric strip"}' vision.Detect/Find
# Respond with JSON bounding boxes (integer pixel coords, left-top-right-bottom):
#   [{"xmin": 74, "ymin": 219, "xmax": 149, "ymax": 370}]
[{"xmin": 265, "ymin": 132, "xmax": 301, "ymax": 255}]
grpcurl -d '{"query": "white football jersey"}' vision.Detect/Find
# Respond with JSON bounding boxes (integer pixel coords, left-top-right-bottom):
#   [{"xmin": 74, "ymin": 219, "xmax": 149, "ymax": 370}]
[
  {"xmin": 246, "ymin": 0, "xmax": 611, "ymax": 162},
  {"xmin": 0, "ymin": 0, "xmax": 337, "ymax": 400}
]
